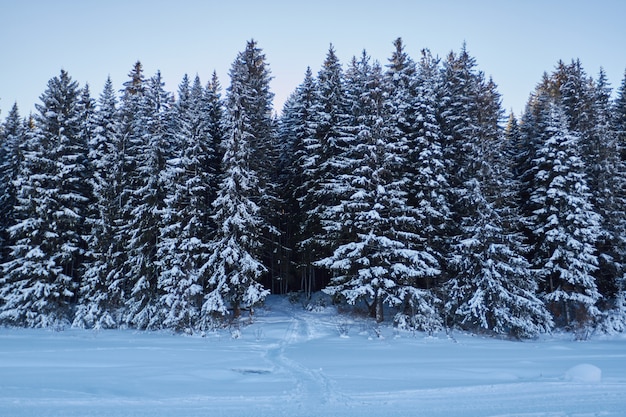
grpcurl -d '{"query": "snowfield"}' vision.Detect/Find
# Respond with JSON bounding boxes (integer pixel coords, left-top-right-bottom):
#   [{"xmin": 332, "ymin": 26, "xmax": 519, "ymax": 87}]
[{"xmin": 1, "ymin": 295, "xmax": 625, "ymax": 417}]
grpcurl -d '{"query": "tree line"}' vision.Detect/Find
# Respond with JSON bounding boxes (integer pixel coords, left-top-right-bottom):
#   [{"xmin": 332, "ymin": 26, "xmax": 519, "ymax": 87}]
[{"xmin": 1, "ymin": 39, "xmax": 625, "ymax": 338}]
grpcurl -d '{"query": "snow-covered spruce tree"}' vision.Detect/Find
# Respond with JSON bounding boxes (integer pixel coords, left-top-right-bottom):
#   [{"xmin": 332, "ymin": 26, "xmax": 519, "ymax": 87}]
[
  {"xmin": 154, "ymin": 74, "xmax": 196, "ymax": 331},
  {"xmin": 449, "ymin": 160, "xmax": 553, "ymax": 342},
  {"xmin": 529, "ymin": 101, "xmax": 602, "ymax": 329},
  {"xmin": 281, "ymin": 67, "xmax": 320, "ymax": 295},
  {"xmin": 225, "ymin": 40, "xmax": 281, "ymax": 290},
  {"xmin": 596, "ymin": 69, "xmax": 626, "ymax": 333},
  {"xmin": 406, "ymin": 48, "xmax": 452, "ymax": 290},
  {"xmin": 156, "ymin": 74, "xmax": 223, "ymax": 332},
  {"xmin": 437, "ymin": 46, "xmax": 485, "ymax": 321},
  {"xmin": 0, "ymin": 103, "xmax": 23, "ymax": 266},
  {"xmin": 0, "ymin": 70, "xmax": 91, "ymax": 328},
  {"xmin": 383, "ymin": 39, "xmax": 417, "ymax": 178},
  {"xmin": 382, "ymin": 41, "xmax": 448, "ymax": 329},
  {"xmin": 73, "ymin": 77, "xmax": 125, "ymax": 329},
  {"xmin": 552, "ymin": 62, "xmax": 622, "ymax": 298},
  {"xmin": 304, "ymin": 45, "xmax": 351, "ymax": 274},
  {"xmin": 437, "ymin": 45, "xmax": 483, "ymax": 276},
  {"xmin": 587, "ymin": 69, "xmax": 626, "ymax": 299},
  {"xmin": 438, "ymin": 47, "xmax": 551, "ymax": 337},
  {"xmin": 110, "ymin": 61, "xmax": 146, "ymax": 327},
  {"xmin": 200, "ymin": 41, "xmax": 271, "ymax": 324},
  {"xmin": 318, "ymin": 54, "xmax": 441, "ymax": 326},
  {"xmin": 523, "ymin": 63, "xmax": 623, "ymax": 329},
  {"xmin": 117, "ymin": 66, "xmax": 173, "ymax": 329},
  {"xmin": 237, "ymin": 42, "xmax": 285, "ymax": 294}
]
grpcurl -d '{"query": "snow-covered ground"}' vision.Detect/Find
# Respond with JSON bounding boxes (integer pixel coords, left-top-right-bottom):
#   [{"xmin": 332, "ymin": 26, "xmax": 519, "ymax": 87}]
[{"xmin": 1, "ymin": 295, "xmax": 625, "ymax": 417}]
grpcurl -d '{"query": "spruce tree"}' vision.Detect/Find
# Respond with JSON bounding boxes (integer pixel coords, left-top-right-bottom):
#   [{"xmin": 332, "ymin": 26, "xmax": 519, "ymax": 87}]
[
  {"xmin": 282, "ymin": 67, "xmax": 319, "ymax": 295},
  {"xmin": 227, "ymin": 40, "xmax": 278, "ymax": 286},
  {"xmin": 315, "ymin": 52, "xmax": 366, "ymax": 293},
  {"xmin": 530, "ymin": 102, "xmax": 602, "ymax": 328},
  {"xmin": 384, "ymin": 42, "xmax": 449, "ymax": 328},
  {"xmin": 438, "ymin": 45, "xmax": 486, "ymax": 321},
  {"xmin": 588, "ymin": 69, "xmax": 626, "ymax": 297},
  {"xmin": 306, "ymin": 45, "xmax": 350, "ymax": 267},
  {"xmin": 438, "ymin": 46, "xmax": 550, "ymax": 336},
  {"xmin": 114, "ymin": 64, "xmax": 173, "ymax": 329},
  {"xmin": 124, "ymin": 71, "xmax": 172, "ymax": 329},
  {"xmin": 0, "ymin": 103, "xmax": 23, "ymax": 266},
  {"xmin": 112, "ymin": 61, "xmax": 147, "ymax": 326},
  {"xmin": 504, "ymin": 112, "xmax": 522, "ymax": 162},
  {"xmin": 73, "ymin": 77, "xmax": 124, "ymax": 329},
  {"xmin": 0, "ymin": 70, "xmax": 91, "ymax": 328},
  {"xmin": 156, "ymin": 74, "xmax": 222, "ymax": 332},
  {"xmin": 408, "ymin": 49, "xmax": 451, "ymax": 289},
  {"xmin": 201, "ymin": 41, "xmax": 271, "ymax": 323},
  {"xmin": 155, "ymin": 74, "xmax": 194, "ymax": 331}
]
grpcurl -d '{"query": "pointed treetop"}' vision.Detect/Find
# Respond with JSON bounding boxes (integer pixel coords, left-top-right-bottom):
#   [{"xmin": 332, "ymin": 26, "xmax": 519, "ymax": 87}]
[{"xmin": 124, "ymin": 61, "xmax": 145, "ymax": 96}]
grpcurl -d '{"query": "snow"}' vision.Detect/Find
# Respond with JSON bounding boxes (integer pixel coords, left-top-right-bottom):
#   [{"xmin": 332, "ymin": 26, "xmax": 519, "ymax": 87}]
[
  {"xmin": 1, "ymin": 294, "xmax": 625, "ymax": 417},
  {"xmin": 564, "ymin": 364, "xmax": 602, "ymax": 383}
]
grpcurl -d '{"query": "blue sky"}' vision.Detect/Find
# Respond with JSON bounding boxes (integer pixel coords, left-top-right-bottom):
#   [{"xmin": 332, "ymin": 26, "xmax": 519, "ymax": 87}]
[{"xmin": 1, "ymin": 0, "xmax": 625, "ymax": 117}]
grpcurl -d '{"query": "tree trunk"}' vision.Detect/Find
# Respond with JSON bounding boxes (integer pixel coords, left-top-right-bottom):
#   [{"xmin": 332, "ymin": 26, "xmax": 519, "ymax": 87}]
[
  {"xmin": 233, "ymin": 301, "xmax": 241, "ymax": 319},
  {"xmin": 375, "ymin": 292, "xmax": 384, "ymax": 323}
]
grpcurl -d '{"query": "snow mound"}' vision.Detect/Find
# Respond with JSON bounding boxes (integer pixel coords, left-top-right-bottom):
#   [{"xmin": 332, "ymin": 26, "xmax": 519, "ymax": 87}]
[{"xmin": 564, "ymin": 363, "xmax": 602, "ymax": 382}]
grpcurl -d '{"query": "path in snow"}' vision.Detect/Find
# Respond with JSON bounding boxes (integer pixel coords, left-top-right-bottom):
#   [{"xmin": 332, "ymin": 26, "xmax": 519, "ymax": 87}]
[{"xmin": 263, "ymin": 301, "xmax": 335, "ymax": 408}]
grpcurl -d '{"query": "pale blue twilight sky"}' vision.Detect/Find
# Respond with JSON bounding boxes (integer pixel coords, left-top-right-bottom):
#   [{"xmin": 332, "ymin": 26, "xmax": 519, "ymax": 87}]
[{"xmin": 1, "ymin": 0, "xmax": 625, "ymax": 117}]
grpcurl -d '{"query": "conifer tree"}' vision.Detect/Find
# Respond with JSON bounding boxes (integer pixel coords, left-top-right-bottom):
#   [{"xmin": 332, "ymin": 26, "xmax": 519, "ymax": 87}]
[
  {"xmin": 112, "ymin": 61, "xmax": 147, "ymax": 324},
  {"xmin": 588, "ymin": 69, "xmax": 626, "ymax": 297},
  {"xmin": 315, "ymin": 52, "xmax": 366, "ymax": 283},
  {"xmin": 0, "ymin": 103, "xmax": 23, "ymax": 266},
  {"xmin": 306, "ymin": 45, "xmax": 350, "ymax": 266},
  {"xmin": 201, "ymin": 41, "xmax": 271, "ymax": 323},
  {"xmin": 0, "ymin": 70, "xmax": 91, "ymax": 328},
  {"xmin": 282, "ymin": 67, "xmax": 319, "ymax": 295},
  {"xmin": 73, "ymin": 77, "xmax": 124, "ymax": 329},
  {"xmin": 156, "ymin": 74, "xmax": 222, "ymax": 331},
  {"xmin": 530, "ymin": 102, "xmax": 602, "ymax": 328},
  {"xmin": 384, "ymin": 38, "xmax": 417, "ymax": 136},
  {"xmin": 227, "ymin": 40, "xmax": 278, "ymax": 284},
  {"xmin": 123, "ymin": 71, "xmax": 172, "ymax": 329},
  {"xmin": 554, "ymin": 60, "xmax": 593, "ymax": 134},
  {"xmin": 437, "ymin": 46, "xmax": 483, "ymax": 266},
  {"xmin": 408, "ymin": 49, "xmax": 451, "ymax": 288},
  {"xmin": 384, "ymin": 42, "xmax": 449, "ymax": 328},
  {"xmin": 114, "ymin": 63, "xmax": 173, "ymax": 329},
  {"xmin": 438, "ymin": 45, "xmax": 486, "ymax": 309},
  {"xmin": 438, "ymin": 46, "xmax": 550, "ymax": 336}
]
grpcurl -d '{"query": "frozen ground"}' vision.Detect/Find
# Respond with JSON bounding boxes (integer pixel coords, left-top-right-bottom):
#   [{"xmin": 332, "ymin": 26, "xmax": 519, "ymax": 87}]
[{"xmin": 1, "ymin": 295, "xmax": 625, "ymax": 417}]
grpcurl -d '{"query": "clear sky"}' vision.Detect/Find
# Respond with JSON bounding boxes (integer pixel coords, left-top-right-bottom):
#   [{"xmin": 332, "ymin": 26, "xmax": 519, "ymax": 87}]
[{"xmin": 1, "ymin": 0, "xmax": 625, "ymax": 118}]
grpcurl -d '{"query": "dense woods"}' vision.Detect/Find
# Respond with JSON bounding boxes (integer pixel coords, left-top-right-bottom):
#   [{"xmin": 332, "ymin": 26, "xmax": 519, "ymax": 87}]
[{"xmin": 1, "ymin": 39, "xmax": 626, "ymax": 338}]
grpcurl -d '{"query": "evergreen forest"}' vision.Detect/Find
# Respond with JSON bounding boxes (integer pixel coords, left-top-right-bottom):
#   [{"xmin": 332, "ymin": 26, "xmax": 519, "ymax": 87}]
[{"xmin": 2, "ymin": 39, "xmax": 626, "ymax": 338}]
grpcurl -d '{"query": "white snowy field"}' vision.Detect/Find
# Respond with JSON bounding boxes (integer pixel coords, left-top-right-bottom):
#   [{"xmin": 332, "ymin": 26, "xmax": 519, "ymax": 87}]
[{"xmin": 1, "ymin": 295, "xmax": 625, "ymax": 417}]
